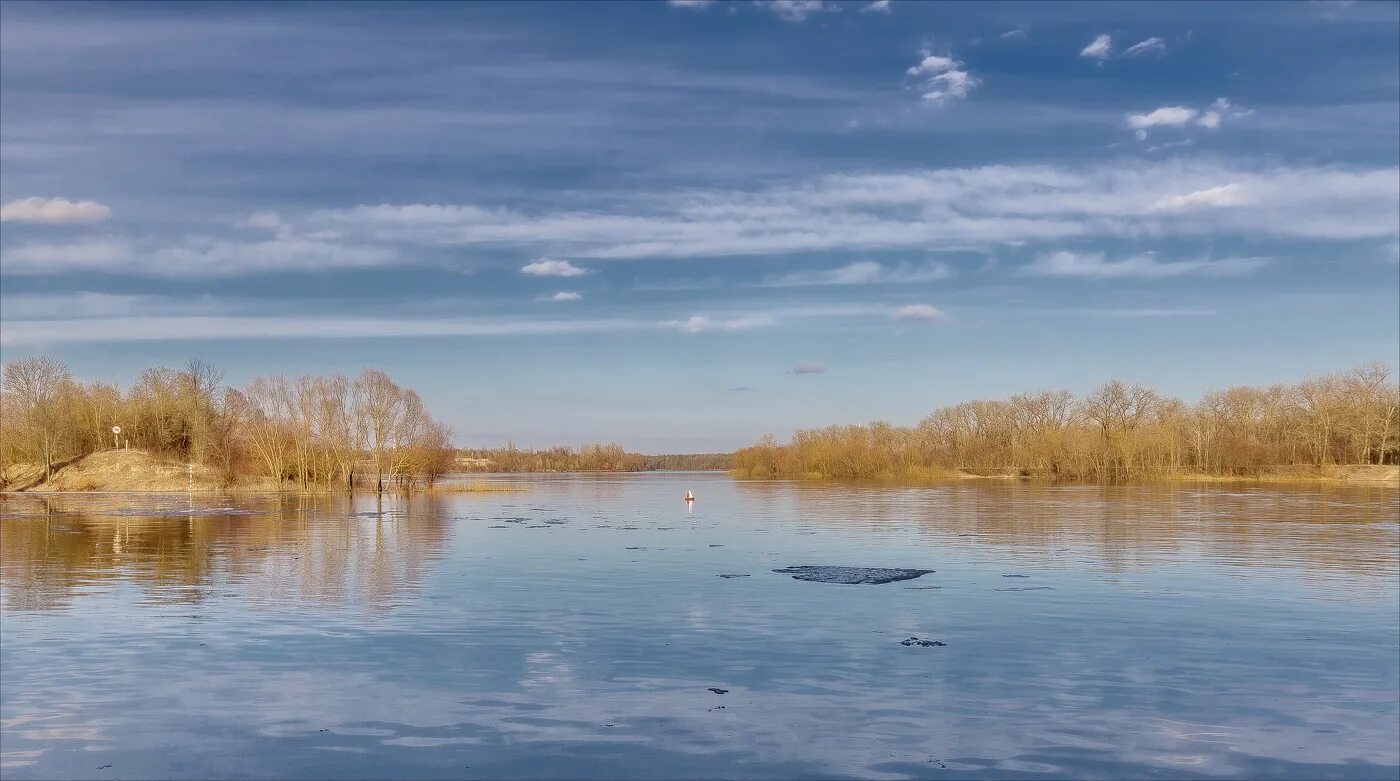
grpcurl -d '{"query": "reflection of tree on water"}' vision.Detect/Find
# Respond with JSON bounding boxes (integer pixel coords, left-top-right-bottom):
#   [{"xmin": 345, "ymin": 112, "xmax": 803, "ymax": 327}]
[
  {"xmin": 0, "ymin": 493, "xmax": 452, "ymax": 612},
  {"xmin": 734, "ymin": 481, "xmax": 1399, "ymax": 583}
]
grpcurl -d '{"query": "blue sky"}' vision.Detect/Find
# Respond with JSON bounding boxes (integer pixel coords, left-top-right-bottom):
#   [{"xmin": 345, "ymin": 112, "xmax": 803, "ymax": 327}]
[{"xmin": 1, "ymin": 0, "xmax": 1397, "ymax": 451}]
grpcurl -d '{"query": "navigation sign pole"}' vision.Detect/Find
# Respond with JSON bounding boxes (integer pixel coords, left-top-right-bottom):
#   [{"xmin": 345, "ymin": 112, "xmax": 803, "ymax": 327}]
[{"xmin": 111, "ymin": 425, "xmax": 122, "ymax": 450}]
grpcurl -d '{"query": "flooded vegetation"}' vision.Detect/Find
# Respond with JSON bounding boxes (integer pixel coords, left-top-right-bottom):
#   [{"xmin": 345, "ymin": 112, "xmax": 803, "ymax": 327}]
[{"xmin": 2, "ymin": 474, "xmax": 1396, "ymax": 779}]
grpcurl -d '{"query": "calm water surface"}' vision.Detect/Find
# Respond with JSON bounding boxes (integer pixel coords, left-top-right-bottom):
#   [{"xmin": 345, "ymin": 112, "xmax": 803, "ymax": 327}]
[{"xmin": 1, "ymin": 474, "xmax": 1397, "ymax": 780}]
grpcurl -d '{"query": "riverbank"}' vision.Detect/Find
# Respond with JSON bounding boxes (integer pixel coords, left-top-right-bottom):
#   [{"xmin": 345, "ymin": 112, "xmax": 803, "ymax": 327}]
[
  {"xmin": 2, "ymin": 450, "xmax": 518, "ymax": 494},
  {"xmin": 7, "ymin": 450, "xmax": 1394, "ymax": 494},
  {"xmin": 733, "ymin": 464, "xmax": 1399, "ymax": 487}
]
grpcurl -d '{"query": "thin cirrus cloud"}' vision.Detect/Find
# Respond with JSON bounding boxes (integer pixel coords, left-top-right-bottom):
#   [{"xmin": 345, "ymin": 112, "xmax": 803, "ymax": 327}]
[
  {"xmin": 520, "ymin": 258, "xmax": 589, "ymax": 277},
  {"xmin": 760, "ymin": 260, "xmax": 953, "ymax": 287},
  {"xmin": 1122, "ymin": 36, "xmax": 1169, "ymax": 58},
  {"xmin": 1022, "ymin": 251, "xmax": 1270, "ymax": 279},
  {"xmin": 861, "ymin": 0, "xmax": 892, "ymax": 14},
  {"xmin": 305, "ymin": 162, "xmax": 1398, "ymax": 262},
  {"xmin": 891, "ymin": 303, "xmax": 946, "ymax": 321},
  {"xmin": 537, "ymin": 291, "xmax": 583, "ymax": 301},
  {"xmin": 661, "ymin": 315, "xmax": 769, "ymax": 334},
  {"xmin": 0, "ymin": 314, "xmax": 650, "ymax": 346},
  {"xmin": 906, "ymin": 53, "xmax": 979, "ymax": 103},
  {"xmin": 0, "ymin": 196, "xmax": 112, "ymax": 224},
  {"xmin": 1149, "ymin": 183, "xmax": 1253, "ymax": 213},
  {"xmin": 7, "ymin": 162, "xmax": 1392, "ymax": 278},
  {"xmin": 1, "ymin": 236, "xmax": 395, "ymax": 276},
  {"xmin": 1080, "ymin": 34, "xmax": 1112, "ymax": 61}
]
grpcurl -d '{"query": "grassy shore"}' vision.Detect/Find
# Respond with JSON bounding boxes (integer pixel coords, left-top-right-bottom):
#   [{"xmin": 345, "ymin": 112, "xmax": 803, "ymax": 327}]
[
  {"xmin": 7, "ymin": 450, "xmax": 1394, "ymax": 494},
  {"xmin": 2, "ymin": 450, "xmax": 521, "ymax": 494}
]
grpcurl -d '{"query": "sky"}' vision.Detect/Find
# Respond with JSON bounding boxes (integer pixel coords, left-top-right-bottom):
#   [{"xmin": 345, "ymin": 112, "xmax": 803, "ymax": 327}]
[{"xmin": 1, "ymin": 0, "xmax": 1397, "ymax": 452}]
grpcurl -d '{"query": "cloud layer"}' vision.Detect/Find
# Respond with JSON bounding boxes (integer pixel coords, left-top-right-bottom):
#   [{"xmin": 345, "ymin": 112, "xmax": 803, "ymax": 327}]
[{"xmin": 0, "ymin": 196, "xmax": 112, "ymax": 224}]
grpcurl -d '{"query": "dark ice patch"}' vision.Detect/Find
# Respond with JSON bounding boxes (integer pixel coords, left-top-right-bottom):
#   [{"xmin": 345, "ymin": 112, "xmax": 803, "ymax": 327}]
[
  {"xmin": 717, "ymin": 574, "xmax": 750, "ymax": 579},
  {"xmin": 901, "ymin": 637, "xmax": 947, "ymax": 647},
  {"xmin": 994, "ymin": 586, "xmax": 1054, "ymax": 592},
  {"xmin": 707, "ymin": 687, "xmax": 729, "ymax": 694},
  {"xmin": 1001, "ymin": 574, "xmax": 1030, "ymax": 578},
  {"xmin": 773, "ymin": 566, "xmax": 934, "ymax": 585}
]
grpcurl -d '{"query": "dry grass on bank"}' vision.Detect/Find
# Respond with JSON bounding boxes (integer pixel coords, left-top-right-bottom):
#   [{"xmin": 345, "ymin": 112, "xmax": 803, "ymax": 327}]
[{"xmin": 19, "ymin": 449, "xmax": 233, "ymax": 492}]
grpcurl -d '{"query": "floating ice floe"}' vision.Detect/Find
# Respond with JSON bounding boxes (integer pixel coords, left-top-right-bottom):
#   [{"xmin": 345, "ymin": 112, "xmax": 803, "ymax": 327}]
[{"xmin": 772, "ymin": 566, "xmax": 934, "ymax": 585}]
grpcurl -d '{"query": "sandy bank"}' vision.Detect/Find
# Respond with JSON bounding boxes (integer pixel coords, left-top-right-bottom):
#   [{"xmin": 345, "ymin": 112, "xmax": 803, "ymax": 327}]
[{"xmin": 11, "ymin": 449, "xmax": 237, "ymax": 492}]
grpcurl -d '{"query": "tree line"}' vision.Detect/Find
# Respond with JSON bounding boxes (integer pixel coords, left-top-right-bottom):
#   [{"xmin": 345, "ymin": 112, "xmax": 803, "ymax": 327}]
[
  {"xmin": 456, "ymin": 445, "xmax": 731, "ymax": 472},
  {"xmin": 733, "ymin": 363, "xmax": 1400, "ymax": 482},
  {"xmin": 0, "ymin": 357, "xmax": 453, "ymax": 490}
]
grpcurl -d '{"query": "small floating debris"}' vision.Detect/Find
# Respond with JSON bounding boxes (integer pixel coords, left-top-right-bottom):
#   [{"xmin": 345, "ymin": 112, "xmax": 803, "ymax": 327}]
[
  {"xmin": 487, "ymin": 525, "xmax": 508, "ymax": 529},
  {"xmin": 773, "ymin": 566, "xmax": 934, "ymax": 585},
  {"xmin": 708, "ymin": 544, "xmax": 723, "ymax": 548},
  {"xmin": 905, "ymin": 586, "xmax": 942, "ymax": 590},
  {"xmin": 624, "ymin": 547, "xmax": 645, "ymax": 550},
  {"xmin": 717, "ymin": 574, "xmax": 750, "ymax": 579},
  {"xmin": 995, "ymin": 586, "xmax": 1054, "ymax": 592},
  {"xmin": 707, "ymin": 687, "xmax": 729, "ymax": 695},
  {"xmin": 1001, "ymin": 574, "xmax": 1030, "ymax": 578},
  {"xmin": 901, "ymin": 637, "xmax": 947, "ymax": 647}
]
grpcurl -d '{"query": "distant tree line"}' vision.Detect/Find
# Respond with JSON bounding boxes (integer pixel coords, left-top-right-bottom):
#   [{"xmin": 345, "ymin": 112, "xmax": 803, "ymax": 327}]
[
  {"xmin": 0, "ymin": 357, "xmax": 454, "ymax": 490},
  {"xmin": 455, "ymin": 445, "xmax": 731, "ymax": 473},
  {"xmin": 733, "ymin": 364, "xmax": 1400, "ymax": 482}
]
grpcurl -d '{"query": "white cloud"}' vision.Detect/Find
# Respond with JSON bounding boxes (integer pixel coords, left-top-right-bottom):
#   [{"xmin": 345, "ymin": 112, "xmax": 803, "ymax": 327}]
[
  {"xmin": 662, "ymin": 315, "xmax": 766, "ymax": 333},
  {"xmin": 0, "ymin": 196, "xmax": 112, "ymax": 224},
  {"xmin": 1122, "ymin": 37, "xmax": 1169, "ymax": 58},
  {"xmin": 1000, "ymin": 28, "xmax": 1028, "ymax": 42},
  {"xmin": 861, "ymin": 0, "xmax": 892, "ymax": 13},
  {"xmin": 1196, "ymin": 97, "xmax": 1248, "ymax": 130},
  {"xmin": 762, "ymin": 260, "xmax": 953, "ymax": 286},
  {"xmin": 1080, "ymin": 34, "xmax": 1112, "ymax": 61},
  {"xmin": 790, "ymin": 363, "xmax": 826, "ymax": 375},
  {"xmin": 755, "ymin": 1, "xmax": 834, "ymax": 22},
  {"xmin": 521, "ymin": 258, "xmax": 589, "ymax": 277},
  {"xmin": 1126, "ymin": 106, "xmax": 1199, "ymax": 139},
  {"xmin": 1150, "ymin": 183, "xmax": 1253, "ymax": 213},
  {"xmin": 2, "ymin": 239, "xmax": 133, "ymax": 273},
  {"xmin": 906, "ymin": 55, "xmax": 958, "ymax": 76},
  {"xmin": 667, "ymin": 0, "xmax": 715, "ymax": 7},
  {"xmin": 244, "ymin": 210, "xmax": 296, "ymax": 239},
  {"xmin": 538, "ymin": 291, "xmax": 583, "ymax": 301},
  {"xmin": 891, "ymin": 303, "xmax": 945, "ymax": 321},
  {"xmin": 1023, "ymin": 251, "xmax": 1270, "ymax": 279},
  {"xmin": 1129, "ymin": 98, "xmax": 1248, "ymax": 139},
  {"xmin": 297, "ymin": 162, "xmax": 1400, "ymax": 261},
  {"xmin": 906, "ymin": 52, "xmax": 979, "ymax": 103}
]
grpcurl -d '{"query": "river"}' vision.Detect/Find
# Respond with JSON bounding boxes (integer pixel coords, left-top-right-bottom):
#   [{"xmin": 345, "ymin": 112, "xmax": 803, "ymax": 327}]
[{"xmin": 1, "ymin": 473, "xmax": 1396, "ymax": 779}]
